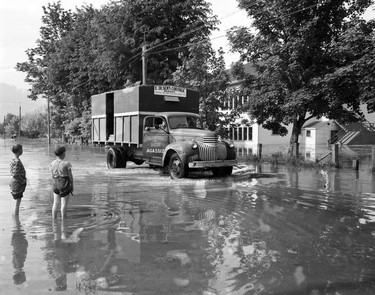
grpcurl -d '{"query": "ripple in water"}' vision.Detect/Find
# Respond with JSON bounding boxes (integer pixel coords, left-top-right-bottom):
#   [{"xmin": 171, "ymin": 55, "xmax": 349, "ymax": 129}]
[{"xmin": 24, "ymin": 203, "xmax": 124, "ymax": 237}]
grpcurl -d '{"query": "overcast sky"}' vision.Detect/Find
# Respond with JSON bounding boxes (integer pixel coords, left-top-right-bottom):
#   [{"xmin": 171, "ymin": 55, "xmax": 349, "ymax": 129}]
[
  {"xmin": 0, "ymin": 0, "xmax": 250, "ymax": 91},
  {"xmin": 0, "ymin": 1, "xmax": 373, "ymax": 90}
]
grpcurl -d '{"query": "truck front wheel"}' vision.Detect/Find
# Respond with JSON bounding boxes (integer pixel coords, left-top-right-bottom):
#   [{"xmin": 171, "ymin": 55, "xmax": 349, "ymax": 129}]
[
  {"xmin": 107, "ymin": 147, "xmax": 125, "ymax": 169},
  {"xmin": 169, "ymin": 153, "xmax": 188, "ymax": 179}
]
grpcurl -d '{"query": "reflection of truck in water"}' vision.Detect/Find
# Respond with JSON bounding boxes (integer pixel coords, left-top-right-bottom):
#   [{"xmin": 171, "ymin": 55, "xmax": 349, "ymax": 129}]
[{"xmin": 91, "ymin": 85, "xmax": 237, "ymax": 179}]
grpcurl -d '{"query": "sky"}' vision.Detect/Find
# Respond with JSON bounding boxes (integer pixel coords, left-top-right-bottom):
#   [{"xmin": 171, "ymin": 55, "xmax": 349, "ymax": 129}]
[
  {"xmin": 0, "ymin": 0, "xmax": 249, "ymax": 91},
  {"xmin": 0, "ymin": 0, "xmax": 374, "ymax": 116}
]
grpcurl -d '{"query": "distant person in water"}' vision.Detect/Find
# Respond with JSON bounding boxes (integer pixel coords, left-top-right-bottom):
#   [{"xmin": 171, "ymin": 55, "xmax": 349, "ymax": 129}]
[
  {"xmin": 9, "ymin": 144, "xmax": 27, "ymax": 216},
  {"xmin": 50, "ymin": 146, "xmax": 74, "ymax": 219}
]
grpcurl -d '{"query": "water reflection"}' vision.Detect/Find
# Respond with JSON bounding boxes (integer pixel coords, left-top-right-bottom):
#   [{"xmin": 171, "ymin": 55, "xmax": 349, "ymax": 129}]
[
  {"xmin": 11, "ymin": 215, "xmax": 28, "ymax": 285},
  {"xmin": 47, "ymin": 219, "xmax": 80, "ymax": 291},
  {"xmin": 1, "ymin": 140, "xmax": 375, "ymax": 294}
]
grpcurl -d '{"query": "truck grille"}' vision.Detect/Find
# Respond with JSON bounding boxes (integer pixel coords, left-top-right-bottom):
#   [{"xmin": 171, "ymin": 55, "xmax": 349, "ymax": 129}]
[
  {"xmin": 203, "ymin": 136, "xmax": 218, "ymax": 145},
  {"xmin": 198, "ymin": 136, "xmax": 227, "ymax": 161}
]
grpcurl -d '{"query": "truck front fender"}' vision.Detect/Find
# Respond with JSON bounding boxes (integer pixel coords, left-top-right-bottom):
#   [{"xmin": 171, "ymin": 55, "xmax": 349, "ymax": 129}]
[{"xmin": 162, "ymin": 141, "xmax": 197, "ymax": 166}]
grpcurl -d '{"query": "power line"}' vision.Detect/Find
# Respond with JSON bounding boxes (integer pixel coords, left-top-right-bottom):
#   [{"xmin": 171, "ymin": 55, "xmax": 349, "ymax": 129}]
[
  {"xmin": 126, "ymin": 3, "xmax": 322, "ymax": 63},
  {"xmin": 141, "ymin": 6, "xmax": 254, "ymax": 56},
  {"xmin": 142, "ymin": 3, "xmax": 324, "ymax": 59}
]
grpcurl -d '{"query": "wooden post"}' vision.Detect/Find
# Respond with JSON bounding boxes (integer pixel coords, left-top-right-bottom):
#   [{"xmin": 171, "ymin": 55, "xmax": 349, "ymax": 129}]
[
  {"xmin": 47, "ymin": 96, "xmax": 51, "ymax": 144},
  {"xmin": 352, "ymin": 159, "xmax": 359, "ymax": 170},
  {"xmin": 18, "ymin": 106, "xmax": 21, "ymax": 139},
  {"xmin": 142, "ymin": 44, "xmax": 147, "ymax": 85},
  {"xmin": 372, "ymin": 146, "xmax": 375, "ymax": 171},
  {"xmin": 255, "ymin": 165, "xmax": 262, "ymax": 173},
  {"xmin": 257, "ymin": 143, "xmax": 262, "ymax": 159},
  {"xmin": 332, "ymin": 144, "xmax": 339, "ymax": 165}
]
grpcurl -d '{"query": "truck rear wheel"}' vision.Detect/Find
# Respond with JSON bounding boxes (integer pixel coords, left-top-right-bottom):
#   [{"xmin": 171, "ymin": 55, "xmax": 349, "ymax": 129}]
[
  {"xmin": 107, "ymin": 147, "xmax": 125, "ymax": 169},
  {"xmin": 212, "ymin": 166, "xmax": 233, "ymax": 177},
  {"xmin": 169, "ymin": 153, "xmax": 188, "ymax": 179}
]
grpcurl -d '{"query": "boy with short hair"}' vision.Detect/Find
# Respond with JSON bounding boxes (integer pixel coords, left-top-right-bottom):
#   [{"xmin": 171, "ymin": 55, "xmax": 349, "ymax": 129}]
[
  {"xmin": 10, "ymin": 144, "xmax": 27, "ymax": 216},
  {"xmin": 50, "ymin": 146, "xmax": 74, "ymax": 219}
]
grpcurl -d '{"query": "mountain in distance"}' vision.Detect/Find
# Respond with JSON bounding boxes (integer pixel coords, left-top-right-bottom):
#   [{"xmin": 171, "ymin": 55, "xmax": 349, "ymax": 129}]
[{"xmin": 0, "ymin": 82, "xmax": 46, "ymax": 120}]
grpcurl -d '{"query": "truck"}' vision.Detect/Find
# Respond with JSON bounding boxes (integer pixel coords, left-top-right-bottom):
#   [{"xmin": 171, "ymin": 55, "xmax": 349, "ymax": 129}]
[{"xmin": 91, "ymin": 85, "xmax": 237, "ymax": 179}]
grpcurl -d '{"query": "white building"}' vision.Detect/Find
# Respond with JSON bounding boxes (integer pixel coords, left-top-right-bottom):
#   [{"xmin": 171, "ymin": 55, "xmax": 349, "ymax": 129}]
[{"xmin": 224, "ymin": 64, "xmax": 375, "ymax": 158}]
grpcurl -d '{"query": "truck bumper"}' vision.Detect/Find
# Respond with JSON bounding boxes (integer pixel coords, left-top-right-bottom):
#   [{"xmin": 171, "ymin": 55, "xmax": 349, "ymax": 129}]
[{"xmin": 188, "ymin": 159, "xmax": 237, "ymax": 168}]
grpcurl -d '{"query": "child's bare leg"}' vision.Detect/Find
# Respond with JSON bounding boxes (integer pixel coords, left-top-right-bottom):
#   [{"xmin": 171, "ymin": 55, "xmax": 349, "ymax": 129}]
[
  {"xmin": 52, "ymin": 194, "xmax": 60, "ymax": 218},
  {"xmin": 12, "ymin": 198, "xmax": 21, "ymax": 216},
  {"xmin": 61, "ymin": 195, "xmax": 70, "ymax": 219}
]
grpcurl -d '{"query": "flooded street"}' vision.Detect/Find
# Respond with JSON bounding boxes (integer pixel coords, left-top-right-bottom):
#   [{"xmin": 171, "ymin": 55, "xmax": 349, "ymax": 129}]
[{"xmin": 1, "ymin": 140, "xmax": 375, "ymax": 295}]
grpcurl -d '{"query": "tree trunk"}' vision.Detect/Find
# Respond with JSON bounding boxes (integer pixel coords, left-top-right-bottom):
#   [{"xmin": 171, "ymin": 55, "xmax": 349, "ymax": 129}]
[{"xmin": 289, "ymin": 122, "xmax": 301, "ymax": 157}]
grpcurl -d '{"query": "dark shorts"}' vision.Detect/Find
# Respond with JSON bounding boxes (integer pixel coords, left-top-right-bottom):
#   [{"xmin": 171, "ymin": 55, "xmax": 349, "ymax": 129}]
[
  {"xmin": 10, "ymin": 178, "xmax": 26, "ymax": 200},
  {"xmin": 52, "ymin": 177, "xmax": 72, "ymax": 197}
]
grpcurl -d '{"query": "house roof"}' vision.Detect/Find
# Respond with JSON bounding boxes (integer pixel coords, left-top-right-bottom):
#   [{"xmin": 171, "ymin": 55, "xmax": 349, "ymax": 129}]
[{"xmin": 303, "ymin": 121, "xmax": 328, "ymax": 129}]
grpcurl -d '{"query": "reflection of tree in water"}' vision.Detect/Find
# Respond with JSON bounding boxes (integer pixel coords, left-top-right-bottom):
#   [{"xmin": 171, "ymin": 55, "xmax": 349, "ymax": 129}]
[
  {"xmin": 224, "ymin": 180, "xmax": 375, "ymax": 294},
  {"xmin": 11, "ymin": 216, "xmax": 28, "ymax": 285}
]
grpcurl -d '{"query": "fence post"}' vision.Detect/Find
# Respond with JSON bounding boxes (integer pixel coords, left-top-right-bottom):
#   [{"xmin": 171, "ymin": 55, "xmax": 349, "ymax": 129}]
[
  {"xmin": 332, "ymin": 144, "xmax": 339, "ymax": 165},
  {"xmin": 352, "ymin": 159, "xmax": 359, "ymax": 170},
  {"xmin": 257, "ymin": 143, "xmax": 262, "ymax": 159}
]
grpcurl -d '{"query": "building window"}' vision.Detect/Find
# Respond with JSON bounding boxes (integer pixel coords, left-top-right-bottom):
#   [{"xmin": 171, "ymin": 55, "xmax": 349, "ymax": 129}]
[
  {"xmin": 306, "ymin": 130, "xmax": 311, "ymax": 137},
  {"xmin": 233, "ymin": 127, "xmax": 238, "ymax": 140},
  {"xmin": 243, "ymin": 127, "xmax": 248, "ymax": 141},
  {"xmin": 227, "ymin": 126, "xmax": 253, "ymax": 141}
]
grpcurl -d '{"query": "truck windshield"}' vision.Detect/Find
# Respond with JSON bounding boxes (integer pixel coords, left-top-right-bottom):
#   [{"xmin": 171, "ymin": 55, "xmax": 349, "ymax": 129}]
[{"xmin": 169, "ymin": 115, "xmax": 202, "ymax": 129}]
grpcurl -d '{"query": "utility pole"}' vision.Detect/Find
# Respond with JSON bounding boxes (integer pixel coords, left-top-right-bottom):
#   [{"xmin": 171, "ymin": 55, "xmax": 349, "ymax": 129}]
[
  {"xmin": 142, "ymin": 44, "xmax": 147, "ymax": 85},
  {"xmin": 18, "ymin": 106, "xmax": 21, "ymax": 139},
  {"xmin": 142, "ymin": 27, "xmax": 149, "ymax": 85},
  {"xmin": 47, "ymin": 96, "xmax": 51, "ymax": 144}
]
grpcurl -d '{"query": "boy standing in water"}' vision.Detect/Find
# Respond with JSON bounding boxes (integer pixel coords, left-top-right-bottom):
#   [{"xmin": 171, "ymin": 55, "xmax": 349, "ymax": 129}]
[
  {"xmin": 50, "ymin": 146, "xmax": 74, "ymax": 219},
  {"xmin": 10, "ymin": 144, "xmax": 27, "ymax": 216}
]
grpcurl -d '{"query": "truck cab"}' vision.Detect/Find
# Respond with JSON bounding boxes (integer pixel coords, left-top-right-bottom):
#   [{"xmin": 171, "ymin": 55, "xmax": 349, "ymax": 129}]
[{"xmin": 91, "ymin": 85, "xmax": 237, "ymax": 179}]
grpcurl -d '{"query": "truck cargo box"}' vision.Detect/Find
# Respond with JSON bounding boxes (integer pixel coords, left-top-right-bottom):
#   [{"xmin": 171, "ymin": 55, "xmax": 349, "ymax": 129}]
[
  {"xmin": 92, "ymin": 92, "xmax": 113, "ymax": 142},
  {"xmin": 92, "ymin": 85, "xmax": 200, "ymax": 146}
]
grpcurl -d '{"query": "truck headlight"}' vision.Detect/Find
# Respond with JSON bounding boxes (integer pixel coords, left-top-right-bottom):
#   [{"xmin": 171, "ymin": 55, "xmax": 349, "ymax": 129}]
[{"xmin": 192, "ymin": 141, "xmax": 198, "ymax": 149}]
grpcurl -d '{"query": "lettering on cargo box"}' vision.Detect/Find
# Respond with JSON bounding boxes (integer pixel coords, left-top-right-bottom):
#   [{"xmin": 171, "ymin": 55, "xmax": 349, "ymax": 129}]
[
  {"xmin": 146, "ymin": 148, "xmax": 165, "ymax": 153},
  {"xmin": 154, "ymin": 85, "xmax": 186, "ymax": 97}
]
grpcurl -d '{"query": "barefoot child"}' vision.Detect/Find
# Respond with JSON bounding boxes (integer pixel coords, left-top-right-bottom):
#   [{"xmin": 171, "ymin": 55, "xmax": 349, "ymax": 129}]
[
  {"xmin": 9, "ymin": 144, "xmax": 27, "ymax": 216},
  {"xmin": 50, "ymin": 146, "xmax": 74, "ymax": 219}
]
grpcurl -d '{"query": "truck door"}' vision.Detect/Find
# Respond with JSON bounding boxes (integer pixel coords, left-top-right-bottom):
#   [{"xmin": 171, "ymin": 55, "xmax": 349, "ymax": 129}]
[{"xmin": 143, "ymin": 116, "xmax": 170, "ymax": 166}]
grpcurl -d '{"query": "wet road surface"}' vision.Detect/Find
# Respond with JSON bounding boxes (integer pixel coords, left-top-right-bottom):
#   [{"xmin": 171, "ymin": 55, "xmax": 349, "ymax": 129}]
[{"xmin": 0, "ymin": 140, "xmax": 375, "ymax": 294}]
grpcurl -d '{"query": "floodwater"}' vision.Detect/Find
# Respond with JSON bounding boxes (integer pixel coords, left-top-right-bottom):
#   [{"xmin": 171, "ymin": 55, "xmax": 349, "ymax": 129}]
[{"xmin": 1, "ymin": 140, "xmax": 375, "ymax": 295}]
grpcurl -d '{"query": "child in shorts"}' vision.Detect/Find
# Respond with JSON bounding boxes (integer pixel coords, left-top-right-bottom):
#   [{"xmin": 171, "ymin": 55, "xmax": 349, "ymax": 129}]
[
  {"xmin": 50, "ymin": 146, "xmax": 74, "ymax": 219},
  {"xmin": 10, "ymin": 144, "xmax": 27, "ymax": 216}
]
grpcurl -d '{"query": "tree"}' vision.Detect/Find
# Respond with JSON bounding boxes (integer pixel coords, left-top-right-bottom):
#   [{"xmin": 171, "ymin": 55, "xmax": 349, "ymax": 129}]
[
  {"xmin": 16, "ymin": 0, "xmax": 217, "ymax": 139},
  {"xmin": 228, "ymin": 0, "xmax": 375, "ymax": 156},
  {"xmin": 16, "ymin": 2, "xmax": 74, "ymax": 101},
  {"xmin": 5, "ymin": 116, "xmax": 19, "ymax": 138},
  {"xmin": 21, "ymin": 109, "xmax": 48, "ymax": 138},
  {"xmin": 170, "ymin": 37, "xmax": 233, "ymax": 136}
]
